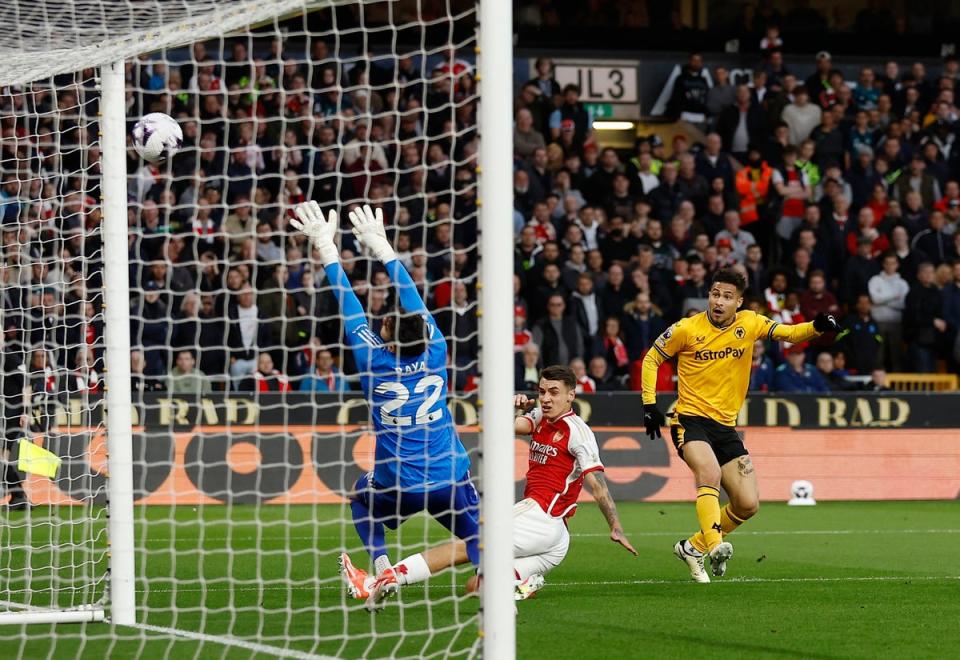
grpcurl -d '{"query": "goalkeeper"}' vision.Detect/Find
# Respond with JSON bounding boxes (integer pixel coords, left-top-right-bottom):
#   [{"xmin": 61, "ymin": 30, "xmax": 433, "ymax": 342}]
[{"xmin": 290, "ymin": 202, "xmax": 477, "ymax": 611}]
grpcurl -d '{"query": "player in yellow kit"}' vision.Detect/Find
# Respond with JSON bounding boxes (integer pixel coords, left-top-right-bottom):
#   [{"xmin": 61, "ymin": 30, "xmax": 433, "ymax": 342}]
[{"xmin": 641, "ymin": 267, "xmax": 839, "ymax": 582}]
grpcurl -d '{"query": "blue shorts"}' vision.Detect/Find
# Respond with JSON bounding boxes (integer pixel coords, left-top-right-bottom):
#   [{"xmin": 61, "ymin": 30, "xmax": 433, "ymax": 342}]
[{"xmin": 351, "ymin": 472, "xmax": 480, "ymax": 559}]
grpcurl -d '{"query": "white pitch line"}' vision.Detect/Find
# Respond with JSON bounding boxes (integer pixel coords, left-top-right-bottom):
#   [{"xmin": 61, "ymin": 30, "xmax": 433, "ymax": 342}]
[
  {"xmin": 133, "ymin": 528, "xmax": 960, "ymax": 544},
  {"xmin": 137, "ymin": 574, "xmax": 959, "ymax": 595},
  {"xmin": 549, "ymin": 575, "xmax": 960, "ymax": 587},
  {"xmin": 573, "ymin": 528, "xmax": 960, "ymax": 537},
  {"xmin": 127, "ymin": 622, "xmax": 338, "ymax": 660}
]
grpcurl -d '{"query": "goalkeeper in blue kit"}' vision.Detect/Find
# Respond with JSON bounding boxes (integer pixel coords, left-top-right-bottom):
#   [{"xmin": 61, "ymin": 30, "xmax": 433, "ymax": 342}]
[{"xmin": 290, "ymin": 202, "xmax": 479, "ymax": 611}]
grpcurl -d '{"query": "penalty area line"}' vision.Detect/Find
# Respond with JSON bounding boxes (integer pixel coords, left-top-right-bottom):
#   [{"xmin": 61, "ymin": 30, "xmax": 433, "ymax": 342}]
[{"xmin": 126, "ymin": 622, "xmax": 337, "ymax": 660}]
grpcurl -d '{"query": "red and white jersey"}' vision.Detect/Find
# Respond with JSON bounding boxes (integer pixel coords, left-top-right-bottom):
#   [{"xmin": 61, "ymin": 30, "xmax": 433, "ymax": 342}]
[{"xmin": 520, "ymin": 408, "xmax": 604, "ymax": 519}]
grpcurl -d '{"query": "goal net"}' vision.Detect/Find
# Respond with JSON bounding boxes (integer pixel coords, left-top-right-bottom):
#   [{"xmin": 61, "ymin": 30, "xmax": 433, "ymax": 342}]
[{"xmin": 0, "ymin": 1, "xmax": 515, "ymax": 657}]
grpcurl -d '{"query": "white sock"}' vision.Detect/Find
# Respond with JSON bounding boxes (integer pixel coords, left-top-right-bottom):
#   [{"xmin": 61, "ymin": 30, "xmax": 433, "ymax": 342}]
[
  {"xmin": 393, "ymin": 553, "xmax": 431, "ymax": 586},
  {"xmin": 374, "ymin": 554, "xmax": 392, "ymax": 576}
]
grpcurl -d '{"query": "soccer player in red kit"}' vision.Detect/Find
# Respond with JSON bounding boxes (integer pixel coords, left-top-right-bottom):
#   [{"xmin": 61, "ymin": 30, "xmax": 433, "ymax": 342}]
[{"xmin": 340, "ymin": 364, "xmax": 636, "ymax": 606}]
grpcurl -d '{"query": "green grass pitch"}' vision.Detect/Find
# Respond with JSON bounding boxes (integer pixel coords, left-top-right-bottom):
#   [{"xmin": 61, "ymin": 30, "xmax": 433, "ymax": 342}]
[{"xmin": 1, "ymin": 501, "xmax": 958, "ymax": 659}]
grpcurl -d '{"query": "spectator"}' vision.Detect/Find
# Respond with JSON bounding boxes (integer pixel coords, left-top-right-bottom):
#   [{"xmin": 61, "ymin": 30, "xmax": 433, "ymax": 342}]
[
  {"xmin": 549, "ymin": 84, "xmax": 593, "ymax": 145},
  {"xmin": 804, "ymin": 51, "xmax": 833, "ymax": 101},
  {"xmin": 435, "ymin": 281, "xmax": 478, "ymax": 389},
  {"xmin": 815, "ymin": 351, "xmax": 857, "ymax": 391},
  {"xmin": 842, "ymin": 237, "xmax": 882, "ymax": 304},
  {"xmin": 749, "ymin": 339, "xmax": 774, "ymax": 392},
  {"xmin": 586, "ymin": 147, "xmax": 623, "ymax": 205},
  {"xmin": 781, "ymin": 86, "xmax": 821, "ymax": 146},
  {"xmin": 911, "ymin": 210, "xmax": 953, "ymax": 265},
  {"xmin": 904, "ymin": 262, "xmax": 947, "ymax": 373},
  {"xmin": 772, "ymin": 145, "xmax": 810, "ymax": 244},
  {"xmin": 942, "ymin": 259, "xmax": 960, "ymax": 367},
  {"xmin": 809, "ymin": 109, "xmax": 845, "ymax": 169},
  {"xmin": 846, "ymin": 207, "xmax": 889, "ymax": 258},
  {"xmin": 227, "ymin": 285, "xmax": 266, "ymax": 388},
  {"xmin": 131, "ymin": 281, "xmax": 170, "ymax": 376},
  {"xmin": 895, "ymin": 153, "xmax": 941, "ymax": 207},
  {"xmin": 587, "ymin": 355, "xmax": 622, "ymax": 391},
  {"xmin": 695, "ymin": 133, "xmax": 735, "ymax": 193},
  {"xmin": 868, "ymin": 251, "xmax": 910, "ymax": 370},
  {"xmin": 840, "ymin": 295, "xmax": 883, "ymax": 374},
  {"xmin": 513, "ymin": 108, "xmax": 546, "ymax": 161},
  {"xmin": 66, "ymin": 346, "xmax": 100, "ymax": 395},
  {"xmin": 679, "ymin": 257, "xmax": 709, "ymax": 315},
  {"xmin": 621, "ymin": 291, "xmax": 667, "ymax": 360},
  {"xmin": 169, "ymin": 350, "xmax": 212, "ymax": 395},
  {"xmin": 298, "ymin": 348, "xmax": 346, "ymax": 392},
  {"xmin": 649, "ymin": 161, "xmax": 685, "ymax": 221},
  {"xmin": 597, "ymin": 316, "xmax": 630, "ymax": 377},
  {"xmin": 599, "ymin": 263, "xmax": 634, "ymax": 316},
  {"xmin": 733, "ymin": 145, "xmax": 773, "ymax": 248},
  {"xmin": 666, "ymin": 52, "xmax": 711, "ymax": 126},
  {"xmin": 570, "ymin": 357, "xmax": 595, "ymax": 393},
  {"xmin": 717, "ymin": 84, "xmax": 767, "ymax": 160},
  {"xmin": 890, "ymin": 224, "xmax": 924, "ymax": 284},
  {"xmin": 131, "ymin": 350, "xmax": 164, "ymax": 393},
  {"xmin": 531, "ymin": 294, "xmax": 583, "ymax": 368},
  {"xmin": 743, "ymin": 243, "xmax": 767, "ymax": 295},
  {"xmin": 570, "ymin": 273, "xmax": 603, "ymax": 342},
  {"xmin": 515, "ymin": 342, "xmax": 541, "ymax": 390},
  {"xmin": 706, "ymin": 67, "xmax": 735, "ymax": 121},
  {"xmin": 773, "ymin": 343, "xmax": 829, "ymax": 392},
  {"xmin": 240, "ymin": 352, "xmax": 291, "ymax": 392},
  {"xmin": 799, "ymin": 270, "xmax": 840, "ymax": 347}
]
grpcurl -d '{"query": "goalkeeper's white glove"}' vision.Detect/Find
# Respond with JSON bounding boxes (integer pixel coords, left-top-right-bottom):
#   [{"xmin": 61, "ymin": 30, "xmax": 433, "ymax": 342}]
[
  {"xmin": 290, "ymin": 200, "xmax": 339, "ymax": 266},
  {"xmin": 348, "ymin": 204, "xmax": 396, "ymax": 263}
]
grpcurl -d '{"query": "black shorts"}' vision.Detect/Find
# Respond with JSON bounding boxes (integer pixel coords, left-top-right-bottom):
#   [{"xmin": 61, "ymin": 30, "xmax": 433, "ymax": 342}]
[{"xmin": 670, "ymin": 414, "xmax": 748, "ymax": 466}]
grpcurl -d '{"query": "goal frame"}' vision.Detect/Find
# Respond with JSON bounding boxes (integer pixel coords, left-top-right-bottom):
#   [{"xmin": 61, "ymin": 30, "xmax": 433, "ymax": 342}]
[{"xmin": 0, "ymin": 3, "xmax": 516, "ymax": 656}]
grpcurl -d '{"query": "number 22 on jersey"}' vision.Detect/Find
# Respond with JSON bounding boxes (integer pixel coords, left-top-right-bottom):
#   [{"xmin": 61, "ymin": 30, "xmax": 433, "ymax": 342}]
[{"xmin": 374, "ymin": 375, "xmax": 445, "ymax": 427}]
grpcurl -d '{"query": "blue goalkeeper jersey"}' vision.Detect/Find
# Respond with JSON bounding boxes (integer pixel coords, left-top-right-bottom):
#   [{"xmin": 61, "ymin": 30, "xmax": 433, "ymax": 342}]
[{"xmin": 324, "ymin": 259, "xmax": 470, "ymax": 493}]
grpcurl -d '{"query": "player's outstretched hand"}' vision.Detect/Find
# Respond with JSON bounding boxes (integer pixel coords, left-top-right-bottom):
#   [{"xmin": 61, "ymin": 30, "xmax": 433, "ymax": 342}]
[
  {"xmin": 291, "ymin": 201, "xmax": 339, "ymax": 265},
  {"xmin": 643, "ymin": 403, "xmax": 665, "ymax": 440},
  {"xmin": 610, "ymin": 527, "xmax": 638, "ymax": 556},
  {"xmin": 348, "ymin": 204, "xmax": 396, "ymax": 263},
  {"xmin": 513, "ymin": 394, "xmax": 535, "ymax": 411},
  {"xmin": 813, "ymin": 312, "xmax": 840, "ymax": 333}
]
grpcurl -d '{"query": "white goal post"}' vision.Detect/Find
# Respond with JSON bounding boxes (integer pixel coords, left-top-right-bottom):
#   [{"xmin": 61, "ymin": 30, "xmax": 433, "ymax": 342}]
[{"xmin": 0, "ymin": 0, "xmax": 514, "ymax": 656}]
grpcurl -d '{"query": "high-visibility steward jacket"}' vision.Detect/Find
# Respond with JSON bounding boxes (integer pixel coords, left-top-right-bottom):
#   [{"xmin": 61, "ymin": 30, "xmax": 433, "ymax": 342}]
[{"xmin": 735, "ymin": 162, "xmax": 773, "ymax": 225}]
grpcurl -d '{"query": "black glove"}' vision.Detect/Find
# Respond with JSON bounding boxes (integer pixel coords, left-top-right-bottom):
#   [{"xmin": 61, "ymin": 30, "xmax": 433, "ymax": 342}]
[
  {"xmin": 643, "ymin": 404, "xmax": 666, "ymax": 440},
  {"xmin": 813, "ymin": 312, "xmax": 840, "ymax": 333}
]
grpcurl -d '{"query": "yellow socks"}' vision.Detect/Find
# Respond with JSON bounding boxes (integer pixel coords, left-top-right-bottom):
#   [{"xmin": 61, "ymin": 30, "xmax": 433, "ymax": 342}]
[
  {"xmin": 720, "ymin": 505, "xmax": 746, "ymax": 535},
  {"xmin": 692, "ymin": 485, "xmax": 722, "ymax": 552},
  {"xmin": 689, "ymin": 503, "xmax": 746, "ymax": 553}
]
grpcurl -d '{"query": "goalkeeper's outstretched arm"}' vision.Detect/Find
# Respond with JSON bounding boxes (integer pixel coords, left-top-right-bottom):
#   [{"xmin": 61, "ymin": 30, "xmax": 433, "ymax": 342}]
[
  {"xmin": 291, "ymin": 201, "xmax": 376, "ymax": 371},
  {"xmin": 348, "ymin": 204, "xmax": 443, "ymax": 340}
]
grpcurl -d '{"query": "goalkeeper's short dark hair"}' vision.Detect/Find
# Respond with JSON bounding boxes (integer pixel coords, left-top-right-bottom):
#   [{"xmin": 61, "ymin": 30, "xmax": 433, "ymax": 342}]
[
  {"xmin": 394, "ymin": 308, "xmax": 427, "ymax": 358},
  {"xmin": 712, "ymin": 266, "xmax": 747, "ymax": 293}
]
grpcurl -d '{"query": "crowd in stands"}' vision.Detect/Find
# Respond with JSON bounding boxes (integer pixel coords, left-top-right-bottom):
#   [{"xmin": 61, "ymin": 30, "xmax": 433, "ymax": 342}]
[
  {"xmin": 1, "ymin": 34, "xmax": 480, "ymax": 406},
  {"xmin": 4, "ymin": 25, "xmax": 960, "ymax": 406},
  {"xmin": 513, "ymin": 42, "xmax": 960, "ymax": 394}
]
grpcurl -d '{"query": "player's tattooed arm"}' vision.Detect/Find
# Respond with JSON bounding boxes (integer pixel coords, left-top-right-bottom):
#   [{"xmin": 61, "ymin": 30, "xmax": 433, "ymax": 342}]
[{"xmin": 584, "ymin": 471, "xmax": 638, "ymax": 556}]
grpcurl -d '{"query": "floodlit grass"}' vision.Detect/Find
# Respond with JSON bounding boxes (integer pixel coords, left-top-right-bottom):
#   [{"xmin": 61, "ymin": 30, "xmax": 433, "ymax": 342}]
[{"xmin": 1, "ymin": 501, "xmax": 958, "ymax": 658}]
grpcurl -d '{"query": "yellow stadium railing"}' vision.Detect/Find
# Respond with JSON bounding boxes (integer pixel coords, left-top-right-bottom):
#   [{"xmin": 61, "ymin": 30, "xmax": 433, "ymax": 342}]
[{"xmin": 884, "ymin": 373, "xmax": 959, "ymax": 392}]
